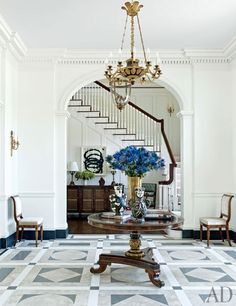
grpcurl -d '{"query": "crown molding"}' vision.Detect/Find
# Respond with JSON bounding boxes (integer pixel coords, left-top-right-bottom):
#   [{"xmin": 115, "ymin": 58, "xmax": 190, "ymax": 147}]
[
  {"xmin": 223, "ymin": 36, "xmax": 236, "ymax": 60},
  {"xmin": 0, "ymin": 15, "xmax": 27, "ymax": 59},
  {"xmin": 22, "ymin": 46, "xmax": 234, "ymax": 65}
]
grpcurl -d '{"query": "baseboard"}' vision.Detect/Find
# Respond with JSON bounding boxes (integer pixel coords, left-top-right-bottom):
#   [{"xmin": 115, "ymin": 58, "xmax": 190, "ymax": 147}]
[
  {"xmin": 0, "ymin": 228, "xmax": 68, "ymax": 249},
  {"xmin": 182, "ymin": 229, "xmax": 236, "ymax": 242}
]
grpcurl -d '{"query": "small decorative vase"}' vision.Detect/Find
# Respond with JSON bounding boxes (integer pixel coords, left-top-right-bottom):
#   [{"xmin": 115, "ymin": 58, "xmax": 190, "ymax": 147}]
[
  {"xmin": 128, "ymin": 176, "xmax": 141, "ymax": 203},
  {"xmin": 131, "ymin": 187, "xmax": 148, "ymax": 220},
  {"xmin": 109, "ymin": 184, "xmax": 127, "ymax": 216}
]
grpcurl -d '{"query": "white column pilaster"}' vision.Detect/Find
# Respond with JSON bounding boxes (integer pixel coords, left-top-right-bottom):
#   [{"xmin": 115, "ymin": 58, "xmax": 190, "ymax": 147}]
[
  {"xmin": 177, "ymin": 110, "xmax": 194, "ymax": 231},
  {"xmin": 54, "ymin": 111, "xmax": 70, "ymax": 231}
]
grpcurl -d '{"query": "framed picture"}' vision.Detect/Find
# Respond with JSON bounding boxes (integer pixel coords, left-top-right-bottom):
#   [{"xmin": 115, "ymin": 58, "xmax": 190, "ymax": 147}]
[{"xmin": 81, "ymin": 146, "xmax": 106, "ymax": 175}]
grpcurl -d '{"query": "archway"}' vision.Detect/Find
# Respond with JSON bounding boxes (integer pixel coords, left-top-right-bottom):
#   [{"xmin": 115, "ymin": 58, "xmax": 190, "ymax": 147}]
[{"xmin": 56, "ymin": 70, "xmax": 193, "ymax": 234}]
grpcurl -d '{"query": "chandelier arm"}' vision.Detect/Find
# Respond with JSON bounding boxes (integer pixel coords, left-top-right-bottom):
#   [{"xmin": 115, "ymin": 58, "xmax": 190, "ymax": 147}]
[
  {"xmin": 137, "ymin": 14, "xmax": 147, "ymax": 64},
  {"xmin": 121, "ymin": 14, "xmax": 129, "ymax": 51}
]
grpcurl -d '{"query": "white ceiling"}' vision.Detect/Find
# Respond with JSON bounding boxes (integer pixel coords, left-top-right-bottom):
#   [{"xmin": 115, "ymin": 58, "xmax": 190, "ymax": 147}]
[{"xmin": 0, "ymin": 0, "xmax": 236, "ymax": 50}]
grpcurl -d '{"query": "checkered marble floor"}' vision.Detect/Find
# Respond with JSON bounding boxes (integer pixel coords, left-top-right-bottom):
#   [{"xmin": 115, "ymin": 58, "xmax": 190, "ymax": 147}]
[{"xmin": 0, "ymin": 235, "xmax": 236, "ymax": 305}]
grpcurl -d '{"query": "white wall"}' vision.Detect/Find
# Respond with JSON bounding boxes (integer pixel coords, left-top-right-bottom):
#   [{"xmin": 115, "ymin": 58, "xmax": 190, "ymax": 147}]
[
  {"xmin": 193, "ymin": 63, "xmax": 235, "ymax": 230},
  {"xmin": 0, "ymin": 47, "xmax": 19, "ymax": 239},
  {"xmin": 18, "ymin": 63, "xmax": 56, "ymax": 230},
  {"xmin": 230, "ymin": 58, "xmax": 236, "ymax": 232}
]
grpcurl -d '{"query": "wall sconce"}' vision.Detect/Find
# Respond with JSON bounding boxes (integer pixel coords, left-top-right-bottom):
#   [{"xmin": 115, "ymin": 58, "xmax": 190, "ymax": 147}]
[
  {"xmin": 10, "ymin": 130, "xmax": 20, "ymax": 156},
  {"xmin": 167, "ymin": 106, "xmax": 175, "ymax": 117},
  {"xmin": 67, "ymin": 161, "xmax": 79, "ymax": 185}
]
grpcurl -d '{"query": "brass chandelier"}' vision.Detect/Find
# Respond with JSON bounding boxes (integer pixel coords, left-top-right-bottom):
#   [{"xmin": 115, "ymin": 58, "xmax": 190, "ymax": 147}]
[{"xmin": 104, "ymin": 1, "xmax": 162, "ymax": 110}]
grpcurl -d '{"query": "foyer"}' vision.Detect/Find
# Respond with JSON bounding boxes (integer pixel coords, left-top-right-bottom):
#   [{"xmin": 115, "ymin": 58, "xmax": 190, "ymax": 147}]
[{"xmin": 1, "ymin": 0, "xmax": 236, "ymax": 305}]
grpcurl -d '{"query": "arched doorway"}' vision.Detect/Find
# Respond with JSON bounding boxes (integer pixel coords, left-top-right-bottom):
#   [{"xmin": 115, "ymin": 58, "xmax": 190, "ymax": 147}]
[{"xmin": 56, "ymin": 72, "xmax": 193, "ymax": 235}]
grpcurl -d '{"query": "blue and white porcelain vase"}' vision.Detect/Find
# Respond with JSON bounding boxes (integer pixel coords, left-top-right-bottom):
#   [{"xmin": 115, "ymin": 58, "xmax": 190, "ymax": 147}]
[{"xmin": 131, "ymin": 187, "xmax": 148, "ymax": 220}]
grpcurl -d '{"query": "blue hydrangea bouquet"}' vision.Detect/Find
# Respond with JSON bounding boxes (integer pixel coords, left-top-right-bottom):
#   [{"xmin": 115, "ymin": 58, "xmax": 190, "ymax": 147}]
[{"xmin": 106, "ymin": 145, "xmax": 165, "ymax": 178}]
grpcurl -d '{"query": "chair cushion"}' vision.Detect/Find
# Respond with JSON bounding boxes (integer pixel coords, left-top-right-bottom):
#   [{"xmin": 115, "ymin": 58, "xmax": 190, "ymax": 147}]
[
  {"xmin": 18, "ymin": 217, "xmax": 43, "ymax": 226},
  {"xmin": 200, "ymin": 217, "xmax": 226, "ymax": 226}
]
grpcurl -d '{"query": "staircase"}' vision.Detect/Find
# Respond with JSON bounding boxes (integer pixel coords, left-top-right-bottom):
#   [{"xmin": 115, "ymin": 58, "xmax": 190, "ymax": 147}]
[{"xmin": 68, "ymin": 81, "xmax": 180, "ymax": 210}]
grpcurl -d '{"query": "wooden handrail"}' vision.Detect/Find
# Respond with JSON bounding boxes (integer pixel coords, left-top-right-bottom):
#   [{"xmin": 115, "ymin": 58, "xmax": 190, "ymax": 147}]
[{"xmin": 95, "ymin": 80, "xmax": 177, "ymax": 185}]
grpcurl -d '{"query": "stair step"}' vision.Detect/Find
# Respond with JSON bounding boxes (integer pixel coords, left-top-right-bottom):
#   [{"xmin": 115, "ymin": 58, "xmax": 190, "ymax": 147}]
[
  {"xmin": 95, "ymin": 122, "xmax": 118, "ymax": 128},
  {"xmin": 91, "ymin": 117, "xmax": 109, "ymax": 123},
  {"xmin": 122, "ymin": 139, "xmax": 145, "ymax": 146},
  {"xmin": 74, "ymin": 106, "xmax": 91, "ymax": 111},
  {"xmin": 113, "ymin": 133, "xmax": 136, "ymax": 136},
  {"xmin": 68, "ymin": 104, "xmax": 83, "ymax": 107},
  {"xmin": 77, "ymin": 110, "xmax": 100, "ymax": 118},
  {"xmin": 70, "ymin": 98, "xmax": 83, "ymax": 101},
  {"xmin": 104, "ymin": 128, "xmax": 127, "ymax": 132},
  {"xmin": 114, "ymin": 134, "xmax": 136, "ymax": 140}
]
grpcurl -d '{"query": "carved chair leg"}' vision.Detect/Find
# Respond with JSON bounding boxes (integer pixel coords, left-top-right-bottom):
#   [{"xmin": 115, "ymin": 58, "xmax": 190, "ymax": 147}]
[
  {"xmin": 40, "ymin": 225, "xmax": 43, "ymax": 242},
  {"xmin": 226, "ymin": 225, "xmax": 231, "ymax": 246},
  {"xmin": 206, "ymin": 227, "xmax": 210, "ymax": 247},
  {"xmin": 35, "ymin": 225, "xmax": 38, "ymax": 247},
  {"xmin": 15, "ymin": 227, "xmax": 19, "ymax": 246},
  {"xmin": 219, "ymin": 227, "xmax": 224, "ymax": 241},
  {"xmin": 20, "ymin": 227, "xmax": 24, "ymax": 241},
  {"xmin": 200, "ymin": 224, "xmax": 203, "ymax": 241}
]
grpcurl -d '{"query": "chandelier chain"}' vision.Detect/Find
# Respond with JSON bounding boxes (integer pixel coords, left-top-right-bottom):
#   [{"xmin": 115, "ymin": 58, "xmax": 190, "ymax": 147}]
[
  {"xmin": 131, "ymin": 16, "xmax": 135, "ymax": 59},
  {"xmin": 120, "ymin": 14, "xmax": 128, "ymax": 51},
  {"xmin": 137, "ymin": 15, "xmax": 147, "ymax": 64}
]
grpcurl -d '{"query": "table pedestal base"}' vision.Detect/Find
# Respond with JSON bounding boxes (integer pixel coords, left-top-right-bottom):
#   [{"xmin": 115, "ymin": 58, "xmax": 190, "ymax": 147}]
[{"xmin": 90, "ymin": 247, "xmax": 164, "ymax": 287}]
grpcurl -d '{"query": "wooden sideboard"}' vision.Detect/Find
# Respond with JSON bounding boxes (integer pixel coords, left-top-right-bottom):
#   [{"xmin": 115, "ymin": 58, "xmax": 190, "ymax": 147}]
[{"xmin": 67, "ymin": 185, "xmax": 114, "ymax": 215}]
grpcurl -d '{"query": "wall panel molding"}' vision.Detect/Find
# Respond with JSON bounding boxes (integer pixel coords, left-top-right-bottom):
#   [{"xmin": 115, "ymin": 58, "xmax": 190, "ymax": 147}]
[
  {"xmin": 19, "ymin": 192, "xmax": 55, "ymax": 198},
  {"xmin": 194, "ymin": 192, "xmax": 236, "ymax": 198}
]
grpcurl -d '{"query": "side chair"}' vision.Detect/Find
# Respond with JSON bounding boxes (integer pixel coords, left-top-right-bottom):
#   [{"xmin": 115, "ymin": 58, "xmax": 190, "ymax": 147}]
[
  {"xmin": 199, "ymin": 194, "xmax": 234, "ymax": 247},
  {"xmin": 10, "ymin": 195, "xmax": 43, "ymax": 247}
]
